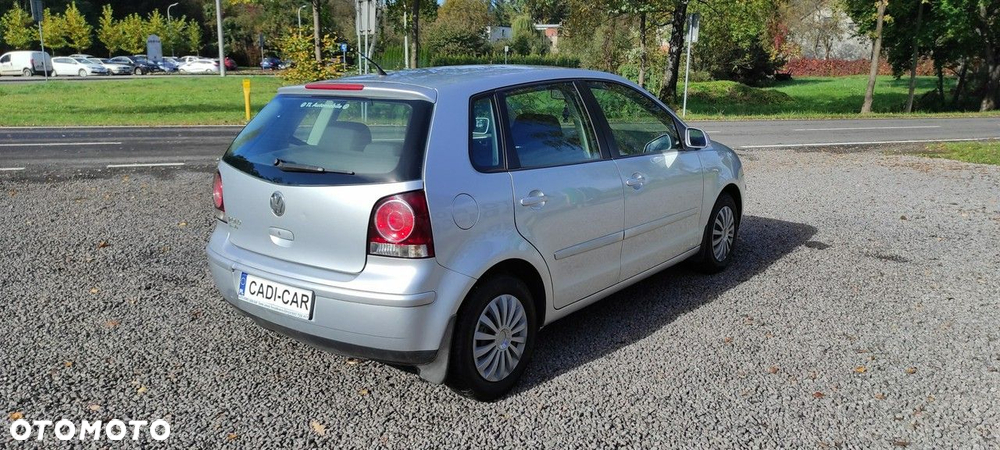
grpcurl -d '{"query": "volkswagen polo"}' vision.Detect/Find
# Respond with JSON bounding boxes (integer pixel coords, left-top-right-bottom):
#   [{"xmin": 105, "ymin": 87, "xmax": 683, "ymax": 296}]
[{"xmin": 207, "ymin": 66, "xmax": 745, "ymax": 400}]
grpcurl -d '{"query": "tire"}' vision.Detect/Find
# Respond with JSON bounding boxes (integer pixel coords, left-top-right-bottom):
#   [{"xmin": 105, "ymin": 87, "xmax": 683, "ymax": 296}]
[
  {"xmin": 448, "ymin": 274, "xmax": 537, "ymax": 401},
  {"xmin": 22, "ymin": 68, "xmax": 32, "ymax": 77},
  {"xmin": 134, "ymin": 67, "xmax": 143, "ymax": 75},
  {"xmin": 694, "ymin": 193, "xmax": 739, "ymax": 273},
  {"xmin": 78, "ymin": 69, "xmax": 87, "ymax": 77}
]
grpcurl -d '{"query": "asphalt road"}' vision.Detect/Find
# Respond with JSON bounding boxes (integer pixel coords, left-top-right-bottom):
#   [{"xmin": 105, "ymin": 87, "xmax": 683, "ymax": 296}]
[
  {"xmin": 2, "ymin": 148, "xmax": 997, "ymax": 447},
  {"xmin": 1, "ymin": 117, "xmax": 997, "ymax": 176}
]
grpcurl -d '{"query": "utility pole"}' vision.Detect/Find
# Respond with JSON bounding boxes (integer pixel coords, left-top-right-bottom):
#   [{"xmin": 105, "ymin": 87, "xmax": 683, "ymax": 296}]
[
  {"xmin": 681, "ymin": 13, "xmax": 699, "ymax": 117},
  {"xmin": 167, "ymin": 3, "xmax": 179, "ymax": 57},
  {"xmin": 215, "ymin": 0, "xmax": 225, "ymax": 76},
  {"xmin": 30, "ymin": 0, "xmax": 48, "ymax": 80}
]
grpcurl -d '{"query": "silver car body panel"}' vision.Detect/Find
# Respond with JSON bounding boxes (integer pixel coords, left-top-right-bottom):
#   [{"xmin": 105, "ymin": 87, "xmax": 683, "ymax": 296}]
[{"xmin": 207, "ymin": 65, "xmax": 744, "ymax": 382}]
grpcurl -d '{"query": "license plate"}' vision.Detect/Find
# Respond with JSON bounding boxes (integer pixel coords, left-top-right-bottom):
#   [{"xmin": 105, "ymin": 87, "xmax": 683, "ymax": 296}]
[{"xmin": 238, "ymin": 273, "xmax": 314, "ymax": 320}]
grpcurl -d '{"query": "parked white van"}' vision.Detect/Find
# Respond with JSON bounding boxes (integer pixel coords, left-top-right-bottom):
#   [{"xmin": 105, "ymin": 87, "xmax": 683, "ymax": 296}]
[{"xmin": 0, "ymin": 51, "xmax": 53, "ymax": 77}]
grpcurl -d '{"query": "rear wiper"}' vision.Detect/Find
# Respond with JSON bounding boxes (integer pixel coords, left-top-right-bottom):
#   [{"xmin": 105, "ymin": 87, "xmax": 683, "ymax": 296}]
[{"xmin": 274, "ymin": 158, "xmax": 354, "ymax": 175}]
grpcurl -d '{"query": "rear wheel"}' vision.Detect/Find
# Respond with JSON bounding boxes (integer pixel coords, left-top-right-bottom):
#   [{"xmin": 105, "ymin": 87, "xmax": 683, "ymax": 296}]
[
  {"xmin": 22, "ymin": 68, "xmax": 32, "ymax": 77},
  {"xmin": 448, "ymin": 274, "xmax": 537, "ymax": 401},
  {"xmin": 695, "ymin": 193, "xmax": 739, "ymax": 273}
]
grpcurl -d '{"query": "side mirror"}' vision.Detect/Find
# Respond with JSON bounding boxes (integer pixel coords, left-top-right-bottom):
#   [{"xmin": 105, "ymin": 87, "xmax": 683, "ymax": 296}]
[{"xmin": 685, "ymin": 128, "xmax": 710, "ymax": 149}]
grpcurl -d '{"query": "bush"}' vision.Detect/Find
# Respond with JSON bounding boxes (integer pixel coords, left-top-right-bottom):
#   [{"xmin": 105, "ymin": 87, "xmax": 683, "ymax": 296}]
[
  {"xmin": 687, "ymin": 81, "xmax": 794, "ymax": 106},
  {"xmin": 782, "ymin": 58, "xmax": 935, "ymax": 77},
  {"xmin": 429, "ymin": 54, "xmax": 580, "ymax": 68},
  {"xmin": 276, "ymin": 28, "xmax": 344, "ymax": 84}
]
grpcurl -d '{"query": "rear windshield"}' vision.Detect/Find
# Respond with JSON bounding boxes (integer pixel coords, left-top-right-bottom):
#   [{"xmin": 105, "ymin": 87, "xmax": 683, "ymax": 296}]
[{"xmin": 223, "ymin": 94, "xmax": 433, "ymax": 186}]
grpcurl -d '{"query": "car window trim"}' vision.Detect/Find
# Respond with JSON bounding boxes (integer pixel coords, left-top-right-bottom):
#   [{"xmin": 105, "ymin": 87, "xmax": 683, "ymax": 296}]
[
  {"xmin": 468, "ymin": 92, "xmax": 508, "ymax": 173},
  {"xmin": 495, "ymin": 80, "xmax": 608, "ymax": 172},
  {"xmin": 580, "ymin": 79, "xmax": 698, "ymax": 156}
]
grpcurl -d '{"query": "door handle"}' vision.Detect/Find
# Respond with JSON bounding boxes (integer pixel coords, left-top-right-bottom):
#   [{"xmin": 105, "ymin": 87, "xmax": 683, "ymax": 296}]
[
  {"xmin": 625, "ymin": 173, "xmax": 646, "ymax": 189},
  {"xmin": 519, "ymin": 190, "xmax": 547, "ymax": 208}
]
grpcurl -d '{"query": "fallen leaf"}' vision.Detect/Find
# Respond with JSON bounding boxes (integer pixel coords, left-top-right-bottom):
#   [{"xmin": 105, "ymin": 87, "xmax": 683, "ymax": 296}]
[
  {"xmin": 226, "ymin": 433, "xmax": 238, "ymax": 441},
  {"xmin": 874, "ymin": 393, "xmax": 886, "ymax": 400},
  {"xmin": 90, "ymin": 287, "xmax": 100, "ymax": 294},
  {"xmin": 812, "ymin": 392, "xmax": 825, "ymax": 399},
  {"xmin": 767, "ymin": 366, "xmax": 779, "ymax": 374},
  {"xmin": 905, "ymin": 367, "xmax": 917, "ymax": 375},
  {"xmin": 892, "ymin": 440, "xmax": 910, "ymax": 447},
  {"xmin": 854, "ymin": 366, "xmax": 867, "ymax": 374},
  {"xmin": 105, "ymin": 320, "xmax": 120, "ymax": 329},
  {"xmin": 88, "ymin": 404, "xmax": 101, "ymax": 411},
  {"xmin": 64, "ymin": 361, "xmax": 73, "ymax": 367},
  {"xmin": 178, "ymin": 221, "xmax": 188, "ymax": 227},
  {"xmin": 309, "ymin": 420, "xmax": 326, "ymax": 436},
  {"xmin": 136, "ymin": 386, "xmax": 148, "ymax": 395},
  {"xmin": 900, "ymin": 215, "xmax": 907, "ymax": 220},
  {"xmin": 358, "ymin": 388, "xmax": 369, "ymax": 396},
  {"xmin": 9, "ymin": 411, "xmax": 23, "ymax": 420},
  {"xmin": 346, "ymin": 358, "xmax": 361, "ymax": 366},
  {"xmin": 723, "ymin": 337, "xmax": 733, "ymax": 344},
  {"xmin": 97, "ymin": 240, "xmax": 110, "ymax": 249},
  {"xmin": 121, "ymin": 175, "xmax": 129, "ymax": 182}
]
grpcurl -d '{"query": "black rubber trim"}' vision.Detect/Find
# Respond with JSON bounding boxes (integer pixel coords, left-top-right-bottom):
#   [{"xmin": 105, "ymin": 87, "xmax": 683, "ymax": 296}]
[{"xmin": 229, "ymin": 303, "xmax": 437, "ymax": 366}]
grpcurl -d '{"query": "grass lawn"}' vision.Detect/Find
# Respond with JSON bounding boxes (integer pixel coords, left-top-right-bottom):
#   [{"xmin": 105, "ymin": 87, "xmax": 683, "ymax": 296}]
[
  {"xmin": 0, "ymin": 73, "xmax": 996, "ymax": 126},
  {"xmin": 683, "ymin": 75, "xmax": 997, "ymax": 120},
  {"xmin": 0, "ymin": 76, "xmax": 286, "ymax": 126},
  {"xmin": 923, "ymin": 141, "xmax": 1000, "ymax": 166}
]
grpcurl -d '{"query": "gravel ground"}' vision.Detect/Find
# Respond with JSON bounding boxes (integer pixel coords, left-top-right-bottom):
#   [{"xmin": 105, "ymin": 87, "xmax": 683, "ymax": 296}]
[{"xmin": 1, "ymin": 148, "xmax": 998, "ymax": 449}]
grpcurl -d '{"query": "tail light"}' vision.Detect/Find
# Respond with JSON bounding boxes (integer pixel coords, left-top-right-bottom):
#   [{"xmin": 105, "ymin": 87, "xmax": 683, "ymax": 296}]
[
  {"xmin": 212, "ymin": 170, "xmax": 226, "ymax": 222},
  {"xmin": 368, "ymin": 190, "xmax": 434, "ymax": 258}
]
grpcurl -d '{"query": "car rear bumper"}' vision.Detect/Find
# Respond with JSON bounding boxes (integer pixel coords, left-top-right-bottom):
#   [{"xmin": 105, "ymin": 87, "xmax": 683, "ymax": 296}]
[{"xmin": 206, "ymin": 225, "xmax": 474, "ymax": 365}]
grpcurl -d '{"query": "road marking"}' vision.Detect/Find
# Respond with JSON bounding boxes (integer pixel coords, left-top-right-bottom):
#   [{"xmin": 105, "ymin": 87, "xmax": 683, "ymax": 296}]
[
  {"xmin": 739, "ymin": 137, "xmax": 997, "ymax": 149},
  {"xmin": 792, "ymin": 125, "xmax": 941, "ymax": 132},
  {"xmin": 0, "ymin": 141, "xmax": 122, "ymax": 147},
  {"xmin": 106, "ymin": 163, "xmax": 186, "ymax": 168},
  {"xmin": 0, "ymin": 167, "xmax": 25, "ymax": 171}
]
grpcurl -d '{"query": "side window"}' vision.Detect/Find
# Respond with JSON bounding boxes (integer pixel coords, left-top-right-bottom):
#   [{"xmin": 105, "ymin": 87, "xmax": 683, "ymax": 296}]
[
  {"xmin": 0, "ymin": 55, "xmax": 9, "ymax": 63},
  {"xmin": 588, "ymin": 81, "xmax": 682, "ymax": 156},
  {"xmin": 502, "ymin": 82, "xmax": 600, "ymax": 170},
  {"xmin": 469, "ymin": 95, "xmax": 502, "ymax": 171}
]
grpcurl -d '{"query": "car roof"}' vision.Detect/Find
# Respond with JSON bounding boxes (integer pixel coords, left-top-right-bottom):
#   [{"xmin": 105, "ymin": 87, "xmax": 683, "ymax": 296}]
[{"xmin": 279, "ymin": 65, "xmax": 625, "ymax": 103}]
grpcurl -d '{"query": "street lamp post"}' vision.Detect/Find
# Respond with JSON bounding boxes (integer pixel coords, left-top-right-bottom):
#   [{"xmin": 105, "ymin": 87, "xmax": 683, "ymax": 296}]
[
  {"xmin": 298, "ymin": 5, "xmax": 307, "ymax": 30},
  {"xmin": 166, "ymin": 2, "xmax": 179, "ymax": 57},
  {"xmin": 215, "ymin": 0, "xmax": 225, "ymax": 77}
]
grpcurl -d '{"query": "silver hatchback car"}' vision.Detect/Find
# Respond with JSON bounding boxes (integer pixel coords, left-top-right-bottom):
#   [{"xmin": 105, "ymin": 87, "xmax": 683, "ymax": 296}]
[{"xmin": 207, "ymin": 66, "xmax": 745, "ymax": 400}]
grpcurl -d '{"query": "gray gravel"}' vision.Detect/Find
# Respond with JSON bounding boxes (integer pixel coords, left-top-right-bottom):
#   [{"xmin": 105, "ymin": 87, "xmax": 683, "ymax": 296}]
[{"xmin": 1, "ymin": 148, "xmax": 998, "ymax": 448}]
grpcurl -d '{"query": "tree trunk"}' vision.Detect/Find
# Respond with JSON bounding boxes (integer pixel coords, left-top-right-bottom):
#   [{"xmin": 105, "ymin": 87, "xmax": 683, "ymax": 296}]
[
  {"xmin": 312, "ymin": 0, "xmax": 322, "ymax": 63},
  {"xmin": 861, "ymin": 0, "xmax": 886, "ymax": 114},
  {"xmin": 657, "ymin": 1, "xmax": 688, "ymax": 104},
  {"xmin": 905, "ymin": 0, "xmax": 923, "ymax": 113},
  {"xmin": 639, "ymin": 11, "xmax": 647, "ymax": 89},
  {"xmin": 409, "ymin": 0, "xmax": 420, "ymax": 68},
  {"xmin": 935, "ymin": 61, "xmax": 944, "ymax": 100},
  {"xmin": 953, "ymin": 57, "xmax": 968, "ymax": 108}
]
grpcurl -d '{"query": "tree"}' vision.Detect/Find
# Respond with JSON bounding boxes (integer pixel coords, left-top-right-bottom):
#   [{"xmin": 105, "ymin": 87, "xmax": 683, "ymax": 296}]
[
  {"xmin": 42, "ymin": 8, "xmax": 68, "ymax": 54},
  {"xmin": 426, "ymin": 0, "xmax": 490, "ymax": 56},
  {"xmin": 861, "ymin": 0, "xmax": 887, "ymax": 114},
  {"xmin": 940, "ymin": 0, "xmax": 1000, "ymax": 111},
  {"xmin": 61, "ymin": 1, "xmax": 92, "ymax": 53},
  {"xmin": 658, "ymin": 0, "xmax": 689, "ymax": 103},
  {"xmin": 186, "ymin": 19, "xmax": 202, "ymax": 55},
  {"xmin": 410, "ymin": 0, "xmax": 421, "ymax": 68},
  {"xmin": 97, "ymin": 5, "xmax": 125, "ymax": 56},
  {"xmin": 0, "ymin": 3, "xmax": 35, "ymax": 50},
  {"xmin": 119, "ymin": 13, "xmax": 146, "ymax": 55}
]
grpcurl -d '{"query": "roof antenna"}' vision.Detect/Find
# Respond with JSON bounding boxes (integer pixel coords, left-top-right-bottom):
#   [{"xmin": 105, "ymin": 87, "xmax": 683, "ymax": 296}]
[{"xmin": 360, "ymin": 54, "xmax": 387, "ymax": 76}]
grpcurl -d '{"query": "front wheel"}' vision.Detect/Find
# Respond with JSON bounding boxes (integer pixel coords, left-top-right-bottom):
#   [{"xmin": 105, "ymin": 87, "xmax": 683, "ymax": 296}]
[
  {"xmin": 78, "ymin": 69, "xmax": 87, "ymax": 77},
  {"xmin": 134, "ymin": 67, "xmax": 143, "ymax": 75},
  {"xmin": 695, "ymin": 193, "xmax": 739, "ymax": 273},
  {"xmin": 448, "ymin": 275, "xmax": 537, "ymax": 401}
]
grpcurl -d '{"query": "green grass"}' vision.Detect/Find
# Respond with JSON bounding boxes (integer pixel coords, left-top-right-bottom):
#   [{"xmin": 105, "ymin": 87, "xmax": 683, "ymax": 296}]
[
  {"xmin": 0, "ymin": 76, "xmax": 285, "ymax": 126},
  {"xmin": 682, "ymin": 75, "xmax": 999, "ymax": 120},
  {"xmin": 923, "ymin": 141, "xmax": 1000, "ymax": 166}
]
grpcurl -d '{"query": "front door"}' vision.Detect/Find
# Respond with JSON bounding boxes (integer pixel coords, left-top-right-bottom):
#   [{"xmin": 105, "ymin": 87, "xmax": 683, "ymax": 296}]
[
  {"xmin": 501, "ymin": 82, "xmax": 625, "ymax": 309},
  {"xmin": 585, "ymin": 81, "xmax": 704, "ymax": 281}
]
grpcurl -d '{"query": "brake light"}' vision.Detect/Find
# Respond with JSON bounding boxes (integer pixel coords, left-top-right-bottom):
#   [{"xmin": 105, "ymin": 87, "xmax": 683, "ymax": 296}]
[
  {"xmin": 368, "ymin": 190, "xmax": 433, "ymax": 258},
  {"xmin": 212, "ymin": 170, "xmax": 226, "ymax": 222},
  {"xmin": 305, "ymin": 83, "xmax": 365, "ymax": 90}
]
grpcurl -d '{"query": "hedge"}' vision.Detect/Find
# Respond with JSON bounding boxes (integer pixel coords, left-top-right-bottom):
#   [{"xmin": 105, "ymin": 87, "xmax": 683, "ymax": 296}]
[{"xmin": 429, "ymin": 54, "xmax": 581, "ymax": 68}]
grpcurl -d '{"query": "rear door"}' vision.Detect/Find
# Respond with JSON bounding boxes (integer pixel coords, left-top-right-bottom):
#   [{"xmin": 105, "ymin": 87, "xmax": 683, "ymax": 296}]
[
  {"xmin": 0, "ymin": 54, "xmax": 12, "ymax": 75},
  {"xmin": 501, "ymin": 82, "xmax": 625, "ymax": 309},
  {"xmin": 584, "ymin": 81, "xmax": 704, "ymax": 281},
  {"xmin": 221, "ymin": 93, "xmax": 432, "ymax": 274}
]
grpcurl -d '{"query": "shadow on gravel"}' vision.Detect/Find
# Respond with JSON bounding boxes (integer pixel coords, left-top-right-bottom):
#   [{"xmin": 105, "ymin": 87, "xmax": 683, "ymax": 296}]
[{"xmin": 516, "ymin": 215, "xmax": 817, "ymax": 393}]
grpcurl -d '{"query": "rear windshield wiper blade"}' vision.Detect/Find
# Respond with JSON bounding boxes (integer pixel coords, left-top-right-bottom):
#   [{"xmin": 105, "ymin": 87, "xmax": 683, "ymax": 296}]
[{"xmin": 274, "ymin": 158, "xmax": 354, "ymax": 175}]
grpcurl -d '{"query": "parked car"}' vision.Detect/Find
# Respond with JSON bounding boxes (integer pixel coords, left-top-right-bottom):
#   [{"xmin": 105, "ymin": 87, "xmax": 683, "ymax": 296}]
[
  {"xmin": 260, "ymin": 56, "xmax": 286, "ymax": 70},
  {"xmin": 178, "ymin": 55, "xmax": 200, "ymax": 65},
  {"xmin": 0, "ymin": 50, "xmax": 52, "ymax": 77},
  {"xmin": 157, "ymin": 58, "xmax": 179, "ymax": 73},
  {"xmin": 207, "ymin": 66, "xmax": 746, "ymax": 400},
  {"xmin": 51, "ymin": 57, "xmax": 109, "ymax": 76},
  {"xmin": 179, "ymin": 59, "xmax": 219, "ymax": 74},
  {"xmin": 224, "ymin": 57, "xmax": 237, "ymax": 71},
  {"xmin": 68, "ymin": 53, "xmax": 94, "ymax": 59},
  {"xmin": 87, "ymin": 58, "xmax": 132, "ymax": 75},
  {"xmin": 109, "ymin": 56, "xmax": 159, "ymax": 75}
]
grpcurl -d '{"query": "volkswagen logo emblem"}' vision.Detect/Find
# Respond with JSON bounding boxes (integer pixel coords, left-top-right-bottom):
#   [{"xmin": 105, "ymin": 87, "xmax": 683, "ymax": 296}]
[{"xmin": 270, "ymin": 191, "xmax": 285, "ymax": 217}]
